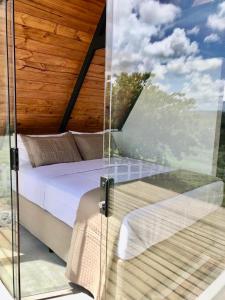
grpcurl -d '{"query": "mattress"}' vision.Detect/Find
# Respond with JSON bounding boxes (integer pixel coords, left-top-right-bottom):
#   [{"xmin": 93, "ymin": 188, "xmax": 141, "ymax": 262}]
[{"xmin": 18, "ymin": 158, "xmax": 224, "ymax": 260}]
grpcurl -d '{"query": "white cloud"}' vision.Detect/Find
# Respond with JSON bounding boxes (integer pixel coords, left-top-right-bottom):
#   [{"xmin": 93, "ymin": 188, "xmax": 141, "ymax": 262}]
[
  {"xmin": 112, "ymin": 11, "xmax": 159, "ymax": 72},
  {"xmin": 193, "ymin": 0, "xmax": 213, "ymax": 7},
  {"xmin": 113, "ymin": 0, "xmax": 133, "ymax": 18},
  {"xmin": 204, "ymin": 33, "xmax": 220, "ymax": 43},
  {"xmin": 167, "ymin": 57, "xmax": 221, "ymax": 74},
  {"xmin": 151, "ymin": 56, "xmax": 222, "ymax": 82},
  {"xmin": 111, "ymin": 0, "xmax": 181, "ymax": 73},
  {"xmin": 181, "ymin": 73, "xmax": 224, "ymax": 106},
  {"xmin": 152, "ymin": 64, "xmax": 167, "ymax": 80},
  {"xmin": 187, "ymin": 26, "xmax": 200, "ymax": 35},
  {"xmin": 109, "ymin": 0, "xmax": 224, "ymax": 112},
  {"xmin": 139, "ymin": 0, "xmax": 181, "ymax": 25},
  {"xmin": 143, "ymin": 28, "xmax": 198, "ymax": 59},
  {"xmin": 207, "ymin": 2, "xmax": 225, "ymax": 31},
  {"xmin": 151, "ymin": 55, "xmax": 224, "ymax": 110},
  {"xmin": 111, "ymin": 0, "xmax": 222, "ymax": 85}
]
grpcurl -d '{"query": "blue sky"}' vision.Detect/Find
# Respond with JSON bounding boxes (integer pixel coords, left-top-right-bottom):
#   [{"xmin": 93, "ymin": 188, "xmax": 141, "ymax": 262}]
[
  {"xmin": 137, "ymin": 0, "xmax": 225, "ymax": 59},
  {"xmin": 166, "ymin": 1, "xmax": 225, "ymax": 59},
  {"xmin": 111, "ymin": 0, "xmax": 225, "ymax": 109}
]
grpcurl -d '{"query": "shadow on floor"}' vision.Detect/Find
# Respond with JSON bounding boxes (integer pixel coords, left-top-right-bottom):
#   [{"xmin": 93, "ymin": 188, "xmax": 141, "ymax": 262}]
[{"xmin": 19, "ymin": 226, "xmax": 90, "ymax": 298}]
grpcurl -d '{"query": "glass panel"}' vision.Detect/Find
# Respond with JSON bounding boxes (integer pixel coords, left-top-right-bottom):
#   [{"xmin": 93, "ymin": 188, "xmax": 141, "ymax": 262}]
[
  {"xmin": 7, "ymin": 0, "xmax": 20, "ymax": 297},
  {"xmin": 0, "ymin": 0, "xmax": 20, "ymax": 298},
  {"xmin": 104, "ymin": 0, "xmax": 225, "ymax": 299}
]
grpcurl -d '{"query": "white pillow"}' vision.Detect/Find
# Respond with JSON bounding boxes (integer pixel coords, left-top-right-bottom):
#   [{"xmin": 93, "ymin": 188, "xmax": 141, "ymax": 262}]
[
  {"xmin": 17, "ymin": 134, "xmax": 30, "ymax": 163},
  {"xmin": 17, "ymin": 133, "xmax": 67, "ymax": 167}
]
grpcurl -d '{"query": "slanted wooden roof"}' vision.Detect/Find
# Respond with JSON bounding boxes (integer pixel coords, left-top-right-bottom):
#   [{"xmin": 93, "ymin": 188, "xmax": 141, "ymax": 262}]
[{"xmin": 15, "ymin": 0, "xmax": 105, "ymax": 134}]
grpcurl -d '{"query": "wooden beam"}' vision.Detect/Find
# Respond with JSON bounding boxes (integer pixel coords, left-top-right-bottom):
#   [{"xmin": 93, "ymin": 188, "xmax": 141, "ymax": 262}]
[{"xmin": 59, "ymin": 6, "xmax": 106, "ymax": 132}]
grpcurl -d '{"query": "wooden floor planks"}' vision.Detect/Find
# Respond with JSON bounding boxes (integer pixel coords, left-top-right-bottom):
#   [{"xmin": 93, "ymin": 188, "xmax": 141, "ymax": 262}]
[{"xmin": 105, "ymin": 181, "xmax": 225, "ymax": 299}]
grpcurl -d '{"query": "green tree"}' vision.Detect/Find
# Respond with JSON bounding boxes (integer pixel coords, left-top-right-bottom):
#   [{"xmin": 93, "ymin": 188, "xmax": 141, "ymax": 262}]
[{"xmin": 111, "ymin": 72, "xmax": 151, "ymax": 129}]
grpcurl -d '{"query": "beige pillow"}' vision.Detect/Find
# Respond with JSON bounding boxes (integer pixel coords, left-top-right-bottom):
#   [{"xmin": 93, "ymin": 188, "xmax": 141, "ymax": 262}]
[
  {"xmin": 74, "ymin": 134, "xmax": 103, "ymax": 160},
  {"xmin": 21, "ymin": 133, "xmax": 82, "ymax": 167}
]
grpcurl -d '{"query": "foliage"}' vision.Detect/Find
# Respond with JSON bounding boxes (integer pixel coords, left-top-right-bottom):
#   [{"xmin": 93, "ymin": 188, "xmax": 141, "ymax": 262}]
[
  {"xmin": 111, "ymin": 72, "xmax": 151, "ymax": 129},
  {"xmin": 120, "ymin": 83, "xmax": 201, "ymax": 165},
  {"xmin": 217, "ymin": 112, "xmax": 225, "ymax": 181}
]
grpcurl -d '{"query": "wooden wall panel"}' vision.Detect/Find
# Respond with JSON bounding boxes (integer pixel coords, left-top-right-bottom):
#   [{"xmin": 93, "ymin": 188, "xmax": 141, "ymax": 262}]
[
  {"xmin": 15, "ymin": 0, "xmax": 105, "ymax": 134},
  {"xmin": 67, "ymin": 48, "xmax": 105, "ymax": 132}
]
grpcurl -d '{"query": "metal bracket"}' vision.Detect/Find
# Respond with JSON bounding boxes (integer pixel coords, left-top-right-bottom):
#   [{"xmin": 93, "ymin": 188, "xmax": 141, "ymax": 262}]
[
  {"xmin": 99, "ymin": 177, "xmax": 114, "ymax": 217},
  {"xmin": 10, "ymin": 148, "xmax": 19, "ymax": 171}
]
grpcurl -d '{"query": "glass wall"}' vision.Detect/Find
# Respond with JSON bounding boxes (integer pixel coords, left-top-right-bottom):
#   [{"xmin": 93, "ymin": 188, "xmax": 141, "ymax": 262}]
[
  {"xmin": 0, "ymin": 0, "xmax": 20, "ymax": 298},
  {"xmin": 104, "ymin": 0, "xmax": 225, "ymax": 299}
]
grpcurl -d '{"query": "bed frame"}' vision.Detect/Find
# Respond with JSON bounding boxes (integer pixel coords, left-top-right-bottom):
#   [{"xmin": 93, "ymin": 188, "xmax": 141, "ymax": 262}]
[{"xmin": 19, "ymin": 194, "xmax": 73, "ymax": 262}]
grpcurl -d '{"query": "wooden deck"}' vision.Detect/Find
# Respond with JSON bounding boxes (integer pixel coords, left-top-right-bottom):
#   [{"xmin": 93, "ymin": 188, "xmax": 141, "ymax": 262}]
[
  {"xmin": 105, "ymin": 182, "xmax": 225, "ymax": 300},
  {"xmin": 1, "ymin": 182, "xmax": 225, "ymax": 299},
  {"xmin": 0, "ymin": 227, "xmax": 14, "ymax": 297},
  {"xmin": 1, "ymin": 209, "xmax": 225, "ymax": 300}
]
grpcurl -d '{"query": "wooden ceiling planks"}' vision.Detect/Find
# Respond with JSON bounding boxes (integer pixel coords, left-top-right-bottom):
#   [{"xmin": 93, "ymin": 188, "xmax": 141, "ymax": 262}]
[{"xmin": 15, "ymin": 0, "xmax": 105, "ymax": 134}]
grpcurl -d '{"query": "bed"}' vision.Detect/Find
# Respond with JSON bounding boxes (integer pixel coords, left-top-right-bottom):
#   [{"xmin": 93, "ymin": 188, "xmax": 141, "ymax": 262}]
[
  {"xmin": 18, "ymin": 157, "xmax": 172, "ymax": 261},
  {"xmin": 16, "ymin": 133, "xmax": 224, "ymax": 299}
]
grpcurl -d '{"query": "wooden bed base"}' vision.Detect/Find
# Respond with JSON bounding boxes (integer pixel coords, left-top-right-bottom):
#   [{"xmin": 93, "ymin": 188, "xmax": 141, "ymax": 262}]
[{"xmin": 19, "ymin": 194, "xmax": 73, "ymax": 262}]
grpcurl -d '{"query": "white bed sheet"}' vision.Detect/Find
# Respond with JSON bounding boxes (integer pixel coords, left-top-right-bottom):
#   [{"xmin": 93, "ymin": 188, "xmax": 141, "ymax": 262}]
[
  {"xmin": 18, "ymin": 158, "xmax": 224, "ymax": 260},
  {"xmin": 19, "ymin": 158, "xmax": 170, "ymax": 227}
]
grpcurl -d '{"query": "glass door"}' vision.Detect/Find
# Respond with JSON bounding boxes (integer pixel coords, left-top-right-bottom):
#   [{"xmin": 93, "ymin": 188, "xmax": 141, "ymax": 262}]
[
  {"xmin": 0, "ymin": 0, "xmax": 20, "ymax": 298},
  {"xmin": 103, "ymin": 0, "xmax": 225, "ymax": 299}
]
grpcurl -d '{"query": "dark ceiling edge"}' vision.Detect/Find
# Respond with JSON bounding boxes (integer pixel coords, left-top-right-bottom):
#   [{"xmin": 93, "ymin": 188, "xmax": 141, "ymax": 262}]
[{"xmin": 59, "ymin": 5, "xmax": 106, "ymax": 132}]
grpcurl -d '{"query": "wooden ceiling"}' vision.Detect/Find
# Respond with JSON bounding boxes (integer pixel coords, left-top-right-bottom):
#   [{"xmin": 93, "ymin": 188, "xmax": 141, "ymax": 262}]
[{"xmin": 15, "ymin": 0, "xmax": 105, "ymax": 134}]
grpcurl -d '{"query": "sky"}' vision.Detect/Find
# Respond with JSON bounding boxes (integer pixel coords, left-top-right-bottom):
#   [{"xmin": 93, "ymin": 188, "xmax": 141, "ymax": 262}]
[{"xmin": 110, "ymin": 0, "xmax": 225, "ymax": 110}]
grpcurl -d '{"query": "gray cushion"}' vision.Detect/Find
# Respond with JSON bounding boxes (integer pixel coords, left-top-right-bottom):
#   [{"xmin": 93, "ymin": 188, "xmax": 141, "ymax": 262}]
[
  {"xmin": 21, "ymin": 132, "xmax": 82, "ymax": 167},
  {"xmin": 73, "ymin": 134, "xmax": 103, "ymax": 160}
]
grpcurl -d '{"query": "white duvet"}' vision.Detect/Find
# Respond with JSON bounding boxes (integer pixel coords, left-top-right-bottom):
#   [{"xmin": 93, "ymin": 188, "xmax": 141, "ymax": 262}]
[{"xmin": 18, "ymin": 158, "xmax": 224, "ymax": 260}]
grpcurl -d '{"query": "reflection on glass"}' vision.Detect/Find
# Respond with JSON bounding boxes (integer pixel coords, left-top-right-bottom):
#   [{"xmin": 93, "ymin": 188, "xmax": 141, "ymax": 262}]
[{"xmin": 104, "ymin": 0, "xmax": 225, "ymax": 299}]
